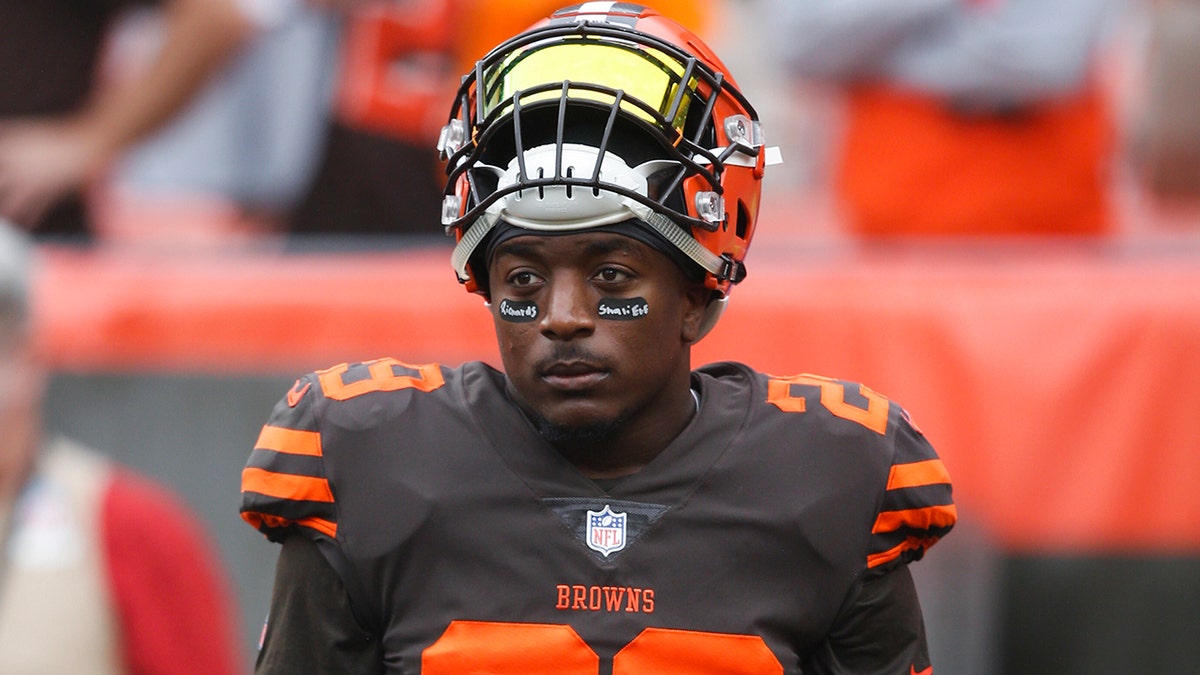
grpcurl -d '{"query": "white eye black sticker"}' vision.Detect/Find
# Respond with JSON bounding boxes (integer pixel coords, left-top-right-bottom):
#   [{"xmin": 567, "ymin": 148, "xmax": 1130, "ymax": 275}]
[
  {"xmin": 597, "ymin": 297, "xmax": 649, "ymax": 320},
  {"xmin": 498, "ymin": 298, "xmax": 539, "ymax": 322}
]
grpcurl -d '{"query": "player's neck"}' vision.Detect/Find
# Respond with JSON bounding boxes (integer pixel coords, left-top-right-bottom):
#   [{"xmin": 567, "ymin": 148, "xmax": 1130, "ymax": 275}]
[{"xmin": 555, "ymin": 381, "xmax": 699, "ymax": 481}]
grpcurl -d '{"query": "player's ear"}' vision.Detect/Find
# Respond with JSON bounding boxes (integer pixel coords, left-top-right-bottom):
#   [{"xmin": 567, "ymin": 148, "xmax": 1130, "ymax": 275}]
[{"xmin": 680, "ymin": 284, "xmax": 713, "ymax": 344}]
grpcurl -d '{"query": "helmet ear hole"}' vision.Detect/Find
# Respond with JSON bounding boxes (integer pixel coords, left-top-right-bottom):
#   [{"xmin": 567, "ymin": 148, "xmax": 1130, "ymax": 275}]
[
  {"xmin": 681, "ymin": 91, "xmax": 714, "ymax": 148},
  {"xmin": 735, "ymin": 200, "xmax": 751, "ymax": 240}
]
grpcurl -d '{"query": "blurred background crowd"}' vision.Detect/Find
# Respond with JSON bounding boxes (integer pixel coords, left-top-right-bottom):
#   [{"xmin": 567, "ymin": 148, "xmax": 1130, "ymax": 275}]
[
  {"xmin": 3, "ymin": 0, "xmax": 1199, "ymax": 673},
  {"xmin": 4, "ymin": 0, "xmax": 1200, "ymax": 245}
]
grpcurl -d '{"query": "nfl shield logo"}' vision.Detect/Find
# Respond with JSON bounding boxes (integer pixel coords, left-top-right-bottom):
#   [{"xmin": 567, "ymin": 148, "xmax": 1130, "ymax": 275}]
[{"xmin": 586, "ymin": 505, "xmax": 627, "ymax": 557}]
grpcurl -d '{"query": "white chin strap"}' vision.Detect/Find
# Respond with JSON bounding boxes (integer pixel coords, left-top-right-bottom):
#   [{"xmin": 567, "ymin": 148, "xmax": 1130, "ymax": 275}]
[{"xmin": 450, "ymin": 143, "xmax": 731, "ymax": 340}]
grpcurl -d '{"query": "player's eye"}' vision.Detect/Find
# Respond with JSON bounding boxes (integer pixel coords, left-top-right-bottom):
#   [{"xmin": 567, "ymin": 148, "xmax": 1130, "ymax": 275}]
[
  {"xmin": 595, "ymin": 267, "xmax": 632, "ymax": 283},
  {"xmin": 507, "ymin": 270, "xmax": 542, "ymax": 287}
]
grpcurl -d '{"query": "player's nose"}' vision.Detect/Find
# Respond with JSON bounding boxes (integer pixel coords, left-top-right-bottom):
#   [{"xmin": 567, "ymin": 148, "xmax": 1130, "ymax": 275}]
[{"xmin": 539, "ymin": 275, "xmax": 595, "ymax": 341}]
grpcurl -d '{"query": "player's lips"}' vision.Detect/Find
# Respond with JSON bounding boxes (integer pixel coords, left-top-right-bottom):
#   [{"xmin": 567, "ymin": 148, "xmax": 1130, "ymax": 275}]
[{"xmin": 540, "ymin": 361, "xmax": 608, "ymax": 391}]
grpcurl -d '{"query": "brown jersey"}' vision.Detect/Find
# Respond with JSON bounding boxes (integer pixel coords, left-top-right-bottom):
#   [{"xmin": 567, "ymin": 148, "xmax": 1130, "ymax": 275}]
[{"xmin": 241, "ymin": 359, "xmax": 955, "ymax": 673}]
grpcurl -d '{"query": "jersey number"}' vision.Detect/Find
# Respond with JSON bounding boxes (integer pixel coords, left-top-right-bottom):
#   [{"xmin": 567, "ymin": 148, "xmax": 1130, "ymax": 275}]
[
  {"xmin": 422, "ymin": 621, "xmax": 783, "ymax": 674},
  {"xmin": 316, "ymin": 357, "xmax": 444, "ymax": 400},
  {"xmin": 766, "ymin": 373, "xmax": 889, "ymax": 435}
]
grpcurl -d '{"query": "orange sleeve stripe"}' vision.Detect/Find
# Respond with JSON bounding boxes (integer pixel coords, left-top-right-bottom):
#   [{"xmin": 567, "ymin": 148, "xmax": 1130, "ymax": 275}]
[
  {"xmin": 242, "ymin": 511, "xmax": 337, "ymax": 539},
  {"xmin": 241, "ymin": 466, "xmax": 335, "ymax": 503},
  {"xmin": 867, "ymin": 535, "xmax": 942, "ymax": 569},
  {"xmin": 255, "ymin": 425, "xmax": 322, "ymax": 457},
  {"xmin": 886, "ymin": 459, "xmax": 950, "ymax": 490},
  {"xmin": 872, "ymin": 503, "xmax": 958, "ymax": 534}
]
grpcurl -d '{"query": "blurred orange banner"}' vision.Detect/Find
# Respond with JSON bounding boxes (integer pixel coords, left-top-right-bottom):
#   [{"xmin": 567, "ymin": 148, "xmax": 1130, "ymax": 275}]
[{"xmin": 33, "ymin": 237, "xmax": 1200, "ymax": 553}]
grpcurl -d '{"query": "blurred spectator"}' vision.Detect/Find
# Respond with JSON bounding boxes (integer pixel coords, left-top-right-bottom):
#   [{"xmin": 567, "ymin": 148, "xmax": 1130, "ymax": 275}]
[
  {"xmin": 0, "ymin": 218, "xmax": 244, "ymax": 673},
  {"xmin": 1133, "ymin": 0, "xmax": 1200, "ymax": 202},
  {"xmin": 287, "ymin": 0, "xmax": 715, "ymax": 236},
  {"xmin": 285, "ymin": 0, "xmax": 449, "ymax": 237},
  {"xmin": 0, "ymin": 0, "xmax": 256, "ymax": 241},
  {"xmin": 112, "ymin": 0, "xmax": 445, "ymax": 240},
  {"xmin": 113, "ymin": 0, "xmax": 714, "ymax": 241},
  {"xmin": 110, "ymin": 1, "xmax": 341, "ymax": 243},
  {"xmin": 766, "ymin": 0, "xmax": 1124, "ymax": 237}
]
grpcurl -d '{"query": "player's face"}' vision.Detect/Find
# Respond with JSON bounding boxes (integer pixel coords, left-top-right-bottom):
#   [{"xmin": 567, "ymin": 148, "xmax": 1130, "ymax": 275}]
[{"xmin": 488, "ymin": 231, "xmax": 708, "ymax": 446}]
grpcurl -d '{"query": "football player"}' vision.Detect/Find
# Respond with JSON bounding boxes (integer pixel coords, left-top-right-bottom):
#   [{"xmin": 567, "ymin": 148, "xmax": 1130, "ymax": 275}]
[{"xmin": 241, "ymin": 4, "xmax": 956, "ymax": 673}]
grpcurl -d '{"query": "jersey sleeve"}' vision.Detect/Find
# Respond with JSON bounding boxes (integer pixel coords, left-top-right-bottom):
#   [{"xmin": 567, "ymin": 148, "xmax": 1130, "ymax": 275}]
[
  {"xmin": 866, "ymin": 404, "xmax": 956, "ymax": 574},
  {"xmin": 256, "ymin": 535, "xmax": 382, "ymax": 674},
  {"xmin": 240, "ymin": 373, "xmax": 338, "ymax": 543},
  {"xmin": 801, "ymin": 566, "xmax": 932, "ymax": 674}
]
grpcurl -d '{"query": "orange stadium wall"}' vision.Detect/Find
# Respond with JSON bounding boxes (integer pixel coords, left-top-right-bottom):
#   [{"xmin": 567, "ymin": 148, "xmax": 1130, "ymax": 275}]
[{"xmin": 33, "ymin": 237, "xmax": 1200, "ymax": 674}]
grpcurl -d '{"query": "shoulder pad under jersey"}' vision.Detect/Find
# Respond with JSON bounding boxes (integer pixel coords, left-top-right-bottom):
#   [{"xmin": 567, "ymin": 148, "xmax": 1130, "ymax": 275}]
[
  {"xmin": 763, "ymin": 372, "xmax": 956, "ymax": 572},
  {"xmin": 239, "ymin": 358, "xmax": 447, "ymax": 542}
]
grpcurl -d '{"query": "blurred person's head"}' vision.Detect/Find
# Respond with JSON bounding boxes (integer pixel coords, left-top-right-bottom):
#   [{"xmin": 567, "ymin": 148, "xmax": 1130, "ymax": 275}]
[{"xmin": 0, "ymin": 219, "xmax": 45, "ymax": 503}]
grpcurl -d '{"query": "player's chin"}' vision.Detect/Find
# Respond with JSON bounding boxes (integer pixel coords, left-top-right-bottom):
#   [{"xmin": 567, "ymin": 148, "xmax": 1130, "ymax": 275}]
[
  {"xmin": 527, "ymin": 401, "xmax": 624, "ymax": 446},
  {"xmin": 536, "ymin": 416, "xmax": 623, "ymax": 446}
]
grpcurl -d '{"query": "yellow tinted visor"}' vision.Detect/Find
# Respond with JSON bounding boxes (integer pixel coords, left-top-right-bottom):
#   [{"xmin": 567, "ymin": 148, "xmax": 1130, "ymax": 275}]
[{"xmin": 481, "ymin": 40, "xmax": 696, "ymax": 131}]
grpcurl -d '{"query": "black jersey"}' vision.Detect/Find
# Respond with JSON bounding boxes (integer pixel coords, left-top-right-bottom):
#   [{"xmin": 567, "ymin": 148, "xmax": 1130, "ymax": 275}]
[{"xmin": 241, "ymin": 358, "xmax": 955, "ymax": 674}]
